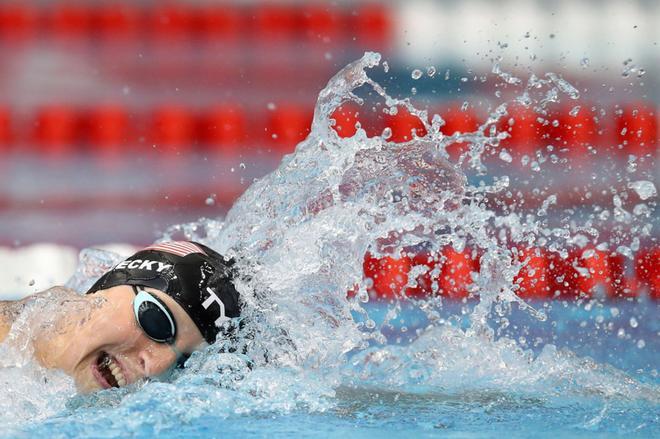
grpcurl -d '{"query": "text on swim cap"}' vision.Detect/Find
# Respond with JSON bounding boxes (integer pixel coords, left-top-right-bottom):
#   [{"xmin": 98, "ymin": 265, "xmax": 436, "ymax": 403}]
[
  {"xmin": 202, "ymin": 287, "xmax": 230, "ymax": 327},
  {"xmin": 115, "ymin": 259, "xmax": 173, "ymax": 272}
]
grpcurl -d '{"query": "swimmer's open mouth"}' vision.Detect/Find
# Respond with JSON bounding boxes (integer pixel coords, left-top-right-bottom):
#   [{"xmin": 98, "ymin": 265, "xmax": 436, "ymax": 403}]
[{"xmin": 96, "ymin": 351, "xmax": 127, "ymax": 388}]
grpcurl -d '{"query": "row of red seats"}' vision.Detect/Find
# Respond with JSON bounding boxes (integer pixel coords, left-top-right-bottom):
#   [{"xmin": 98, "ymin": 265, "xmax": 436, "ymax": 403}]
[
  {"xmin": 0, "ymin": 2, "xmax": 391, "ymax": 47},
  {"xmin": 360, "ymin": 246, "xmax": 659, "ymax": 301},
  {"xmin": 0, "ymin": 102, "xmax": 657, "ymax": 157},
  {"xmin": 332, "ymin": 102, "xmax": 659, "ymax": 160}
]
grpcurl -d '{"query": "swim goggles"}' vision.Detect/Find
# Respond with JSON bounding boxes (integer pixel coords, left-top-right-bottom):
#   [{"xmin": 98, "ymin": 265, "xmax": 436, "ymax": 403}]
[{"xmin": 132, "ymin": 285, "xmax": 190, "ymax": 368}]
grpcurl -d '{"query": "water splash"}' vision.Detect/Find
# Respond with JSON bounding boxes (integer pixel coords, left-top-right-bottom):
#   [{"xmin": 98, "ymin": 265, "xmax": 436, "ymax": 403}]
[{"xmin": 2, "ymin": 52, "xmax": 658, "ymax": 434}]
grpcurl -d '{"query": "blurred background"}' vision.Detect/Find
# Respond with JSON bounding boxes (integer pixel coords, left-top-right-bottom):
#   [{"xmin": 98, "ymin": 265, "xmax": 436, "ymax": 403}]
[{"xmin": 0, "ymin": 1, "xmax": 656, "ymax": 297}]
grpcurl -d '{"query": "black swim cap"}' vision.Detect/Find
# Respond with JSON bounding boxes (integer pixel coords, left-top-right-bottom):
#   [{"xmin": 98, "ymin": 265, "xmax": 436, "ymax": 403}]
[{"xmin": 86, "ymin": 241, "xmax": 240, "ymax": 344}]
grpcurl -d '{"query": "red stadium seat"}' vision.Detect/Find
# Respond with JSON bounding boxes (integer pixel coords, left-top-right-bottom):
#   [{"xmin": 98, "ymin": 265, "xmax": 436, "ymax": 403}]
[
  {"xmin": 86, "ymin": 105, "xmax": 131, "ymax": 153},
  {"xmin": 0, "ymin": 4, "xmax": 40, "ymax": 42},
  {"xmin": 437, "ymin": 247, "xmax": 479, "ymax": 299},
  {"xmin": 252, "ymin": 4, "xmax": 300, "ymax": 44},
  {"xmin": 635, "ymin": 247, "xmax": 660, "ymax": 299},
  {"xmin": 439, "ymin": 105, "xmax": 480, "ymax": 161},
  {"xmin": 615, "ymin": 103, "xmax": 658, "ymax": 158},
  {"xmin": 351, "ymin": 4, "xmax": 392, "ymax": 50},
  {"xmin": 266, "ymin": 105, "xmax": 313, "ymax": 153},
  {"xmin": 150, "ymin": 106, "xmax": 196, "ymax": 152},
  {"xmin": 202, "ymin": 105, "xmax": 247, "ymax": 152},
  {"xmin": 94, "ymin": 3, "xmax": 141, "ymax": 43},
  {"xmin": 301, "ymin": 5, "xmax": 344, "ymax": 44},
  {"xmin": 513, "ymin": 247, "xmax": 551, "ymax": 299},
  {"xmin": 34, "ymin": 106, "xmax": 80, "ymax": 154},
  {"xmin": 384, "ymin": 107, "xmax": 427, "ymax": 143},
  {"xmin": 363, "ymin": 253, "xmax": 411, "ymax": 299},
  {"xmin": 50, "ymin": 3, "xmax": 92, "ymax": 41},
  {"xmin": 197, "ymin": 5, "xmax": 243, "ymax": 42}
]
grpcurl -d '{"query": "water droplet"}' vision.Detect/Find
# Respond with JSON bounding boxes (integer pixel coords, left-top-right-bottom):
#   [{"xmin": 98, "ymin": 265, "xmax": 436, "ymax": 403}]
[
  {"xmin": 580, "ymin": 57, "xmax": 590, "ymax": 68},
  {"xmin": 239, "ymin": 162, "xmax": 246, "ymax": 169},
  {"xmin": 569, "ymin": 105, "xmax": 581, "ymax": 117},
  {"xmin": 461, "ymin": 101, "xmax": 469, "ymax": 111},
  {"xmin": 499, "ymin": 150, "xmax": 512, "ymax": 163},
  {"xmin": 28, "ymin": 279, "xmax": 35, "ymax": 286},
  {"xmin": 383, "ymin": 61, "xmax": 389, "ymax": 73},
  {"xmin": 381, "ymin": 127, "xmax": 392, "ymax": 139},
  {"xmin": 617, "ymin": 328, "xmax": 626, "ymax": 339},
  {"xmin": 205, "ymin": 194, "xmax": 216, "ymax": 206},
  {"xmin": 637, "ymin": 339, "xmax": 646, "ymax": 349},
  {"xmin": 267, "ymin": 102, "xmax": 277, "ymax": 111},
  {"xmin": 426, "ymin": 66, "xmax": 436, "ymax": 77},
  {"xmin": 627, "ymin": 180, "xmax": 656, "ymax": 200},
  {"xmin": 629, "ymin": 317, "xmax": 638, "ymax": 328},
  {"xmin": 365, "ymin": 319, "xmax": 376, "ymax": 329},
  {"xmin": 411, "ymin": 69, "xmax": 423, "ymax": 80}
]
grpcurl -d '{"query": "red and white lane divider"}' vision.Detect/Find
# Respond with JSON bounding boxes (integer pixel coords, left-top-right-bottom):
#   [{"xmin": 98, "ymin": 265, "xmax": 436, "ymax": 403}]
[
  {"xmin": 0, "ymin": 2, "xmax": 392, "ymax": 49},
  {"xmin": 0, "ymin": 101, "xmax": 656, "ymax": 159},
  {"xmin": 357, "ymin": 246, "xmax": 660, "ymax": 301}
]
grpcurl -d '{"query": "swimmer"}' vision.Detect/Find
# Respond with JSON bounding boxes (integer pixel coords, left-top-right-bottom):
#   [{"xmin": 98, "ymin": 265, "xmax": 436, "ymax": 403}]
[{"xmin": 0, "ymin": 241, "xmax": 241, "ymax": 393}]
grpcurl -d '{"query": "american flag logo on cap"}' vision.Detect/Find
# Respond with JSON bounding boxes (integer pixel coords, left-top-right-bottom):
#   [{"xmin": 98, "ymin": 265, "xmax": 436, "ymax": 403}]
[{"xmin": 144, "ymin": 241, "xmax": 207, "ymax": 257}]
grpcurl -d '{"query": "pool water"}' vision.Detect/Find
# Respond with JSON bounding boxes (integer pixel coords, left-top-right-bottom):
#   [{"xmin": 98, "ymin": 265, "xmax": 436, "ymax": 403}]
[{"xmin": 2, "ymin": 53, "xmax": 658, "ymax": 437}]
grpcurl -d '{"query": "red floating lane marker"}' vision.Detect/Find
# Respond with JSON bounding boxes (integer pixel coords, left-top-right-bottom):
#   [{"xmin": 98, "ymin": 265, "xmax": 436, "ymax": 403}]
[
  {"xmin": 0, "ymin": 107, "xmax": 13, "ymax": 150},
  {"xmin": 266, "ymin": 105, "xmax": 312, "ymax": 153},
  {"xmin": 545, "ymin": 104, "xmax": 597, "ymax": 160},
  {"xmin": 384, "ymin": 107, "xmax": 427, "ymax": 143},
  {"xmin": 94, "ymin": 3, "xmax": 142, "ymax": 43},
  {"xmin": 201, "ymin": 105, "xmax": 247, "ymax": 152},
  {"xmin": 197, "ymin": 5, "xmax": 243, "ymax": 42},
  {"xmin": 546, "ymin": 251, "xmax": 579, "ymax": 300},
  {"xmin": 252, "ymin": 4, "xmax": 300, "ymax": 44},
  {"xmin": 497, "ymin": 105, "xmax": 543, "ymax": 163},
  {"xmin": 0, "ymin": 4, "xmax": 40, "ymax": 42},
  {"xmin": 149, "ymin": 4, "xmax": 194, "ymax": 43},
  {"xmin": 330, "ymin": 103, "xmax": 361, "ymax": 138},
  {"xmin": 86, "ymin": 105, "xmax": 131, "ymax": 154},
  {"xmin": 50, "ymin": 3, "xmax": 92, "ymax": 41},
  {"xmin": 34, "ymin": 106, "xmax": 81, "ymax": 155},
  {"xmin": 351, "ymin": 4, "xmax": 393, "ymax": 51},
  {"xmin": 150, "ymin": 106, "xmax": 197, "ymax": 153},
  {"xmin": 406, "ymin": 251, "xmax": 441, "ymax": 298},
  {"xmin": 514, "ymin": 247, "xmax": 552, "ymax": 299},
  {"xmin": 615, "ymin": 103, "xmax": 658, "ymax": 158},
  {"xmin": 438, "ymin": 247, "xmax": 479, "ymax": 299},
  {"xmin": 571, "ymin": 248, "xmax": 612, "ymax": 298},
  {"xmin": 301, "ymin": 5, "xmax": 344, "ymax": 45},
  {"xmin": 363, "ymin": 253, "xmax": 411, "ymax": 299},
  {"xmin": 438, "ymin": 105, "xmax": 480, "ymax": 161},
  {"xmin": 635, "ymin": 247, "xmax": 660, "ymax": 300}
]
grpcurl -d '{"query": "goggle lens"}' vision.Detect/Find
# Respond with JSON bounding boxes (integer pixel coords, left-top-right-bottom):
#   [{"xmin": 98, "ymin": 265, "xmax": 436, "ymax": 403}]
[{"xmin": 132, "ymin": 286, "xmax": 176, "ymax": 344}]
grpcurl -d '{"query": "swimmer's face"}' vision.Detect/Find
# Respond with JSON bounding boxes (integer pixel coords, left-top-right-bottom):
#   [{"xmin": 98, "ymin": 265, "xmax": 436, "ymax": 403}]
[{"xmin": 68, "ymin": 285, "xmax": 205, "ymax": 393}]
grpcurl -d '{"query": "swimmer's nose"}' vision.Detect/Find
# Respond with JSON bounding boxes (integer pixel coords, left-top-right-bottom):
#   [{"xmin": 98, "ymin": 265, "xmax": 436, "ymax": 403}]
[{"xmin": 137, "ymin": 342, "xmax": 177, "ymax": 378}]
